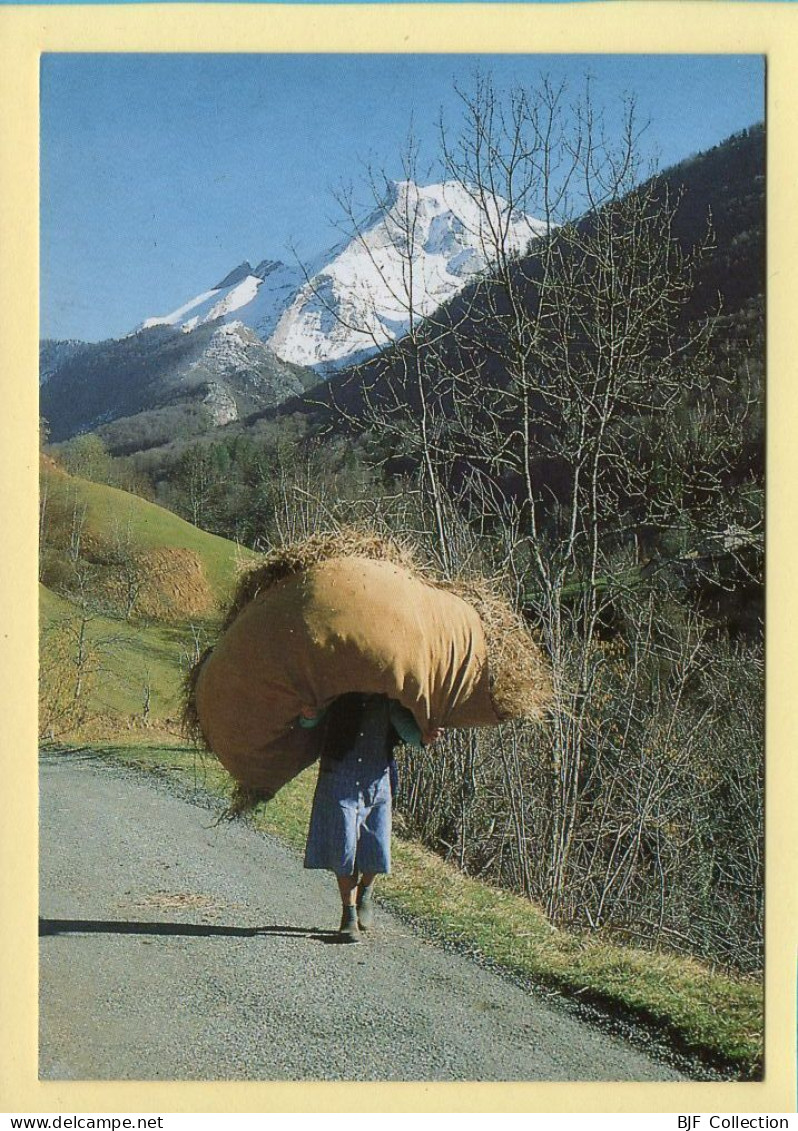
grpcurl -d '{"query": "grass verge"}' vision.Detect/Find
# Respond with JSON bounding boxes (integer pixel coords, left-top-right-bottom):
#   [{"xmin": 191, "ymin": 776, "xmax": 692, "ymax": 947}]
[{"xmin": 44, "ymin": 739, "xmax": 764, "ymax": 1079}]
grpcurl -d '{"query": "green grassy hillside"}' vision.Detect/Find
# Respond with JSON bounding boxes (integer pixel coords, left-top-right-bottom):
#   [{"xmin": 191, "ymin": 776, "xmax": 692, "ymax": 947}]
[
  {"xmin": 39, "ymin": 458, "xmax": 257, "ymax": 736},
  {"xmin": 41, "ymin": 457, "xmax": 254, "ymax": 601},
  {"xmin": 40, "ymin": 583, "xmax": 191, "ymax": 722}
]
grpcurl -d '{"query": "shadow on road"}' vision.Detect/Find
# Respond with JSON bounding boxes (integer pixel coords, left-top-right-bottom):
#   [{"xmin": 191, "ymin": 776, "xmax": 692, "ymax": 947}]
[{"xmin": 39, "ymin": 917, "xmax": 343, "ymax": 943}]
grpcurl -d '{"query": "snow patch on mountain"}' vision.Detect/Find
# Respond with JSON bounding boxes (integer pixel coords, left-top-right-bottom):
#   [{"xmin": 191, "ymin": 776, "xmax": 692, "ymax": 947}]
[
  {"xmin": 205, "ymin": 276, "xmax": 262, "ymax": 322},
  {"xmin": 268, "ymin": 181, "xmax": 545, "ymax": 369},
  {"xmin": 142, "ymin": 289, "xmax": 220, "ymax": 330}
]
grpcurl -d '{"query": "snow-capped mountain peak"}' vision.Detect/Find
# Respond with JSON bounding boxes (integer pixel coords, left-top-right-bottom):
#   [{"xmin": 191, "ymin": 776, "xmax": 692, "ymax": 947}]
[{"xmin": 139, "ymin": 181, "xmax": 546, "ymax": 372}]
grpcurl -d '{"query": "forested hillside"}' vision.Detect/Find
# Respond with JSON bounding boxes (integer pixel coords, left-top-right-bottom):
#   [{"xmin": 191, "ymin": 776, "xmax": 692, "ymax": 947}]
[{"xmin": 41, "ymin": 319, "xmax": 316, "ymax": 449}]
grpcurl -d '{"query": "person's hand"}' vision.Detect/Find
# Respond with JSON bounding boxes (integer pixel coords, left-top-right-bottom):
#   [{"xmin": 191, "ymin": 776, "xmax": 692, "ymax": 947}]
[{"xmin": 422, "ymin": 727, "xmax": 441, "ymax": 745}]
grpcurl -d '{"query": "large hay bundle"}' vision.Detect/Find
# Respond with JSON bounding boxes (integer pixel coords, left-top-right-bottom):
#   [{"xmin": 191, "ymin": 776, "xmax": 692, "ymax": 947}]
[{"xmin": 184, "ymin": 531, "xmax": 551, "ymax": 804}]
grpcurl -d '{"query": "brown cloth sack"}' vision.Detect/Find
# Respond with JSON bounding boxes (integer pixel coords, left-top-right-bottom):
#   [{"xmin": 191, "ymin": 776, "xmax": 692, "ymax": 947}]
[{"xmin": 195, "ymin": 556, "xmax": 510, "ymax": 798}]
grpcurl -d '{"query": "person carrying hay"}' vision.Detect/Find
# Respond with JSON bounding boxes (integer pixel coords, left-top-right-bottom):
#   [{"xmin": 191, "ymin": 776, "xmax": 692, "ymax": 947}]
[
  {"xmin": 182, "ymin": 531, "xmax": 552, "ymax": 942},
  {"xmin": 298, "ymin": 692, "xmax": 439, "ymax": 943}
]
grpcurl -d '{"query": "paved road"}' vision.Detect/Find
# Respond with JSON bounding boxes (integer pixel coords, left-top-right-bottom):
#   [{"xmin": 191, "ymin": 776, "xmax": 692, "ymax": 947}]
[{"xmin": 39, "ymin": 751, "xmax": 685, "ymax": 1082}]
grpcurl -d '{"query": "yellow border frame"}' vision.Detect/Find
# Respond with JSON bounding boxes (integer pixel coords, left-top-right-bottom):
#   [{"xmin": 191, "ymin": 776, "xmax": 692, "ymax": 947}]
[{"xmin": 2, "ymin": 3, "xmax": 795, "ymax": 1113}]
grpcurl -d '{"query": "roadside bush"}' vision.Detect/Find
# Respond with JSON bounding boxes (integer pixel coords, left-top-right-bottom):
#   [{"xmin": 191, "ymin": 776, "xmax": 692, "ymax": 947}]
[{"xmin": 396, "ymin": 609, "xmax": 763, "ymax": 974}]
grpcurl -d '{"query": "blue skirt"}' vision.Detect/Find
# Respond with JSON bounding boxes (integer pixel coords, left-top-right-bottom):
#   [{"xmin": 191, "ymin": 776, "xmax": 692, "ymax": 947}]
[
  {"xmin": 303, "ymin": 697, "xmax": 393, "ymax": 876},
  {"xmin": 303, "ymin": 755, "xmax": 392, "ymax": 876}
]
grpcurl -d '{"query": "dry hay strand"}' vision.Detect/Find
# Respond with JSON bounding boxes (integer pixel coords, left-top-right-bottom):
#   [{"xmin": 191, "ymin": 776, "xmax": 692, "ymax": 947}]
[
  {"xmin": 181, "ymin": 665, "xmax": 268, "ymax": 822},
  {"xmin": 443, "ymin": 574, "xmax": 553, "ymax": 722},
  {"xmin": 180, "ymin": 645, "xmax": 214, "ymax": 749},
  {"xmin": 220, "ymin": 782, "xmax": 275, "ymax": 821},
  {"xmin": 221, "ymin": 526, "xmax": 420, "ymax": 631}
]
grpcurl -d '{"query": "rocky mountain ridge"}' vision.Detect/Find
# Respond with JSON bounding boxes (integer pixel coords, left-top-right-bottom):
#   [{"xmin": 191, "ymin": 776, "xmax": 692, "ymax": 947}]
[{"xmin": 40, "ymin": 318, "xmax": 314, "ymax": 450}]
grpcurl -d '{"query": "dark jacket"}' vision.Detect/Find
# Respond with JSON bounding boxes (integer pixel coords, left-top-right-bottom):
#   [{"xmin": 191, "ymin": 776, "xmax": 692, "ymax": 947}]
[{"xmin": 321, "ymin": 693, "xmax": 402, "ymax": 762}]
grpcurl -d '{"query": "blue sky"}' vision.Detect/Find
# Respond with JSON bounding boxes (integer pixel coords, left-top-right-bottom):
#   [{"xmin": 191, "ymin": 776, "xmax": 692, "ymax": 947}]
[{"xmin": 40, "ymin": 53, "xmax": 765, "ymax": 343}]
